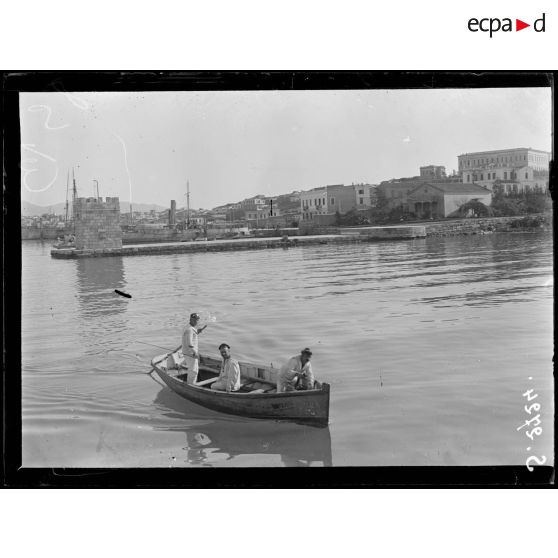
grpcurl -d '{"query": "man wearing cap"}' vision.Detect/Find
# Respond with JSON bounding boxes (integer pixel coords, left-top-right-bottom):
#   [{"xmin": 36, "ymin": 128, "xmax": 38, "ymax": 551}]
[
  {"xmin": 277, "ymin": 348, "xmax": 315, "ymax": 392},
  {"xmin": 210, "ymin": 343, "xmax": 241, "ymax": 392},
  {"xmin": 181, "ymin": 312, "xmax": 207, "ymax": 384}
]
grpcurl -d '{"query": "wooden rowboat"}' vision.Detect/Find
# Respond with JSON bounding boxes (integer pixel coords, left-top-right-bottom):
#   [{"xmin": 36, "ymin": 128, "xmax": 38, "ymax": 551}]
[{"xmin": 151, "ymin": 351, "xmax": 330, "ymax": 426}]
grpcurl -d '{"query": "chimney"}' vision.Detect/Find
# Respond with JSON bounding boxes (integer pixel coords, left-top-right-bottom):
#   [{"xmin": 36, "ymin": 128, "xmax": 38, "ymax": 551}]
[{"xmin": 170, "ymin": 200, "xmax": 176, "ymax": 225}]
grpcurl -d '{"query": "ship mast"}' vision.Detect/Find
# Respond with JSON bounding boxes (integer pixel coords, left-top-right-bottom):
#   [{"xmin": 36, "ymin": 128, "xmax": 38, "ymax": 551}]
[
  {"xmin": 65, "ymin": 169, "xmax": 69, "ymax": 223},
  {"xmin": 72, "ymin": 168, "xmax": 77, "ymax": 234},
  {"xmin": 186, "ymin": 179, "xmax": 190, "ymax": 228}
]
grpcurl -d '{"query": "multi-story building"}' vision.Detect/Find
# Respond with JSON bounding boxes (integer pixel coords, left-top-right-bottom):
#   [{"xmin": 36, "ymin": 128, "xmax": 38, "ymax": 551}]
[
  {"xmin": 300, "ymin": 184, "xmax": 375, "ymax": 221},
  {"xmin": 240, "ymin": 195, "xmax": 268, "ymax": 225},
  {"xmin": 420, "ymin": 165, "xmax": 447, "ymax": 180},
  {"xmin": 353, "ymin": 183, "xmax": 376, "ymax": 209},
  {"xmin": 300, "ymin": 186, "xmax": 330, "ymax": 221},
  {"xmin": 458, "ymin": 148, "xmax": 550, "ymax": 193}
]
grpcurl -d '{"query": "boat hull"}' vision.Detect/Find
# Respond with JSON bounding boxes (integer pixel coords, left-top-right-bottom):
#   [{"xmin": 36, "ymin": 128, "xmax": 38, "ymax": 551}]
[{"xmin": 151, "ymin": 356, "xmax": 330, "ymax": 426}]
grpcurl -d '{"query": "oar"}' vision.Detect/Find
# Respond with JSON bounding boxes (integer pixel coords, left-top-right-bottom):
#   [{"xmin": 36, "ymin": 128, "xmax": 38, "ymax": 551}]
[
  {"xmin": 134, "ymin": 340, "xmax": 175, "ymax": 352},
  {"xmin": 146, "ymin": 345, "xmax": 182, "ymax": 375}
]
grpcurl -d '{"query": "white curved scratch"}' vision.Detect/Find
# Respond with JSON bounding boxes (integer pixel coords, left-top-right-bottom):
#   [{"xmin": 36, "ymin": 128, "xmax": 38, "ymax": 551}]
[
  {"xmin": 28, "ymin": 105, "xmax": 70, "ymax": 130},
  {"xmin": 21, "ymin": 144, "xmax": 59, "ymax": 193},
  {"xmin": 111, "ymin": 131, "xmax": 133, "ymax": 207},
  {"xmin": 63, "ymin": 92, "xmax": 89, "ymax": 110}
]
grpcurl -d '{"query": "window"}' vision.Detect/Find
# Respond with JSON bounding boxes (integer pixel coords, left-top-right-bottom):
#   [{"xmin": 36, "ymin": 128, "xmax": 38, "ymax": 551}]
[
  {"xmin": 323, "ymin": 198, "xmax": 325, "ymax": 205},
  {"xmin": 525, "ymin": 172, "xmax": 528, "ymax": 179},
  {"xmin": 480, "ymin": 173, "xmax": 483, "ymax": 180},
  {"xmin": 330, "ymin": 197, "xmax": 335, "ymax": 204},
  {"xmin": 359, "ymin": 198, "xmax": 364, "ymax": 204},
  {"xmin": 358, "ymin": 189, "xmax": 364, "ymax": 194},
  {"xmin": 504, "ymin": 172, "xmax": 507, "ymax": 179},
  {"xmin": 466, "ymin": 174, "xmax": 471, "ymax": 183}
]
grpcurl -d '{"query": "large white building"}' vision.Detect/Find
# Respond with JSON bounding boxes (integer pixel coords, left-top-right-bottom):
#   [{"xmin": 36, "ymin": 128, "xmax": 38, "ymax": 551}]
[{"xmin": 458, "ymin": 148, "xmax": 550, "ymax": 194}]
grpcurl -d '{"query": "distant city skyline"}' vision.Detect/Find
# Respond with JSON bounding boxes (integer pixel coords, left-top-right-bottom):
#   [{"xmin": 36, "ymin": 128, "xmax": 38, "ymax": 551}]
[{"xmin": 20, "ymin": 88, "xmax": 551, "ymax": 210}]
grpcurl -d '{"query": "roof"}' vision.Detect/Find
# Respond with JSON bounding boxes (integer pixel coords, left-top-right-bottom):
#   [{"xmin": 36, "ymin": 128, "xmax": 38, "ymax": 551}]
[
  {"xmin": 379, "ymin": 181, "xmax": 422, "ymax": 191},
  {"xmin": 408, "ymin": 182, "xmax": 492, "ymax": 196},
  {"xmin": 458, "ymin": 148, "xmax": 550, "ymax": 157}
]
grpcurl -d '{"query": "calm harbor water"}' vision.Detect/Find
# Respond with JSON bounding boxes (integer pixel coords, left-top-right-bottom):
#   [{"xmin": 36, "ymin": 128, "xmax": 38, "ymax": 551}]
[{"xmin": 21, "ymin": 233, "xmax": 554, "ymax": 467}]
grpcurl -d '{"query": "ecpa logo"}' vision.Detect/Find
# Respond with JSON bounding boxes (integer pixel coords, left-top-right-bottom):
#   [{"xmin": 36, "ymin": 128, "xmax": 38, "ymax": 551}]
[{"xmin": 468, "ymin": 13, "xmax": 546, "ymax": 37}]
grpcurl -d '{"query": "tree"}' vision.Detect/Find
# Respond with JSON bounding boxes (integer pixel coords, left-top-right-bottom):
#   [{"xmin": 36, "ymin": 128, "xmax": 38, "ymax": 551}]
[
  {"xmin": 491, "ymin": 197, "xmax": 523, "ymax": 216},
  {"xmin": 336, "ymin": 209, "xmax": 370, "ymax": 226},
  {"xmin": 455, "ymin": 199, "xmax": 493, "ymax": 218}
]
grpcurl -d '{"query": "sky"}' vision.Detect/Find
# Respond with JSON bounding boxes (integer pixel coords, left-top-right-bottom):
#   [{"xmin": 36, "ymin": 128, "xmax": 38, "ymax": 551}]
[{"xmin": 20, "ymin": 87, "xmax": 552, "ymax": 211}]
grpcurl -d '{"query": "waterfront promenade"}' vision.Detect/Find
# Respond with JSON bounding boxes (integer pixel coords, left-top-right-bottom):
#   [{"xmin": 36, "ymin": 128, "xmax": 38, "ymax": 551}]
[{"xmin": 50, "ymin": 225, "xmax": 426, "ymax": 258}]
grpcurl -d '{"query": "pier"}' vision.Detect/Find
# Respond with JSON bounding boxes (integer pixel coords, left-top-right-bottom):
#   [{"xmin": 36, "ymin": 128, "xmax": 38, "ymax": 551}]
[{"xmin": 50, "ymin": 226, "xmax": 426, "ymax": 258}]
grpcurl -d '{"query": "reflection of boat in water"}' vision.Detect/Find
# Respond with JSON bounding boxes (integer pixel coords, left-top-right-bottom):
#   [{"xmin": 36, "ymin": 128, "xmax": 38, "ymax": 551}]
[
  {"xmin": 151, "ymin": 351, "xmax": 330, "ymax": 426},
  {"xmin": 153, "ymin": 387, "xmax": 332, "ymax": 466}
]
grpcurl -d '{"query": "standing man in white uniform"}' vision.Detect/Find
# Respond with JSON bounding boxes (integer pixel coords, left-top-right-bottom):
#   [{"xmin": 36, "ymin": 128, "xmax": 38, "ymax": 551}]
[{"xmin": 181, "ymin": 312, "xmax": 207, "ymax": 384}]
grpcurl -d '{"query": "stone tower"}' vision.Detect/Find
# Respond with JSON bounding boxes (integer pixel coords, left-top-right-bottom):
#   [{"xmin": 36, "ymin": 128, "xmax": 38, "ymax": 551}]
[{"xmin": 73, "ymin": 197, "xmax": 123, "ymax": 250}]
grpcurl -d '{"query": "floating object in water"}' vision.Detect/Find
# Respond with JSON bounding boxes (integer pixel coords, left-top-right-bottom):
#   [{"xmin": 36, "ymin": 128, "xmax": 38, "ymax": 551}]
[{"xmin": 115, "ymin": 289, "xmax": 132, "ymax": 298}]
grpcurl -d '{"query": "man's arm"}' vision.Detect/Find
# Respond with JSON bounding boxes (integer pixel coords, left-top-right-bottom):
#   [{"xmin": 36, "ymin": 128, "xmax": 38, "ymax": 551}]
[{"xmin": 285, "ymin": 356, "xmax": 300, "ymax": 378}]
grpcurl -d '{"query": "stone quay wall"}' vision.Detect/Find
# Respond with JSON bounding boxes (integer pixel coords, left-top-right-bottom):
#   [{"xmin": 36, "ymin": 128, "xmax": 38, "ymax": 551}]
[
  {"xmin": 22, "ymin": 225, "xmax": 72, "ymax": 240},
  {"xmin": 424, "ymin": 214, "xmax": 551, "ymax": 236},
  {"xmin": 73, "ymin": 197, "xmax": 123, "ymax": 250},
  {"xmin": 51, "ymin": 232, "xmax": 414, "ymax": 259}
]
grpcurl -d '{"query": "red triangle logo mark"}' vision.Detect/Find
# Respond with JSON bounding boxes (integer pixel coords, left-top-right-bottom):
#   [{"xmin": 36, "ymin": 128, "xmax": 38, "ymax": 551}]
[{"xmin": 516, "ymin": 19, "xmax": 530, "ymax": 31}]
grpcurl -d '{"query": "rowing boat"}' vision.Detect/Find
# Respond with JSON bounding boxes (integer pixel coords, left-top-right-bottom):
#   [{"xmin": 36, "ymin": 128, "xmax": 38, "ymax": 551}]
[{"xmin": 150, "ymin": 350, "xmax": 330, "ymax": 426}]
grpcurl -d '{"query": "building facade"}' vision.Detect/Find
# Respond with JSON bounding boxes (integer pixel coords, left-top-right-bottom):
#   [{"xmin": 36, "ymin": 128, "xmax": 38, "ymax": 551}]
[
  {"xmin": 377, "ymin": 181, "xmax": 422, "ymax": 211},
  {"xmin": 300, "ymin": 186, "xmax": 329, "ymax": 221},
  {"xmin": 458, "ymin": 148, "xmax": 550, "ymax": 193},
  {"xmin": 352, "ymin": 183, "xmax": 376, "ymax": 209},
  {"xmin": 420, "ymin": 165, "xmax": 447, "ymax": 180},
  {"xmin": 407, "ymin": 183, "xmax": 492, "ymax": 218},
  {"xmin": 300, "ymin": 184, "xmax": 374, "ymax": 221}
]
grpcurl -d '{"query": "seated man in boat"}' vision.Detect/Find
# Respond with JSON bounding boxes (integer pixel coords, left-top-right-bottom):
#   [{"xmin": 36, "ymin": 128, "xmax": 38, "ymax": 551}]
[
  {"xmin": 181, "ymin": 312, "xmax": 207, "ymax": 384},
  {"xmin": 211, "ymin": 343, "xmax": 241, "ymax": 392},
  {"xmin": 277, "ymin": 348, "xmax": 315, "ymax": 392}
]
